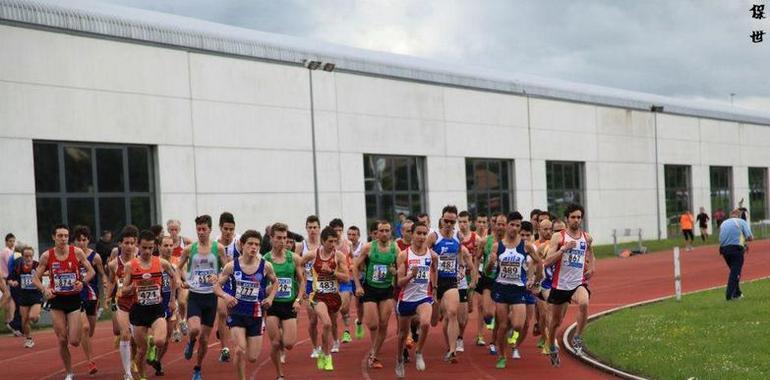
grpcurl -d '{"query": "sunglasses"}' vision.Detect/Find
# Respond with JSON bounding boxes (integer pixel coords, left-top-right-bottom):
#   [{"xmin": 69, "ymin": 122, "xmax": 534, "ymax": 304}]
[{"xmin": 442, "ymin": 219, "xmax": 457, "ymax": 225}]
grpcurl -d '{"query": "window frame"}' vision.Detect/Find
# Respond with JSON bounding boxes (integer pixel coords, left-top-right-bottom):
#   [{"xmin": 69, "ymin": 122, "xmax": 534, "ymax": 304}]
[
  {"xmin": 465, "ymin": 158, "xmax": 515, "ymax": 217},
  {"xmin": 363, "ymin": 154, "xmax": 426, "ymax": 226},
  {"xmin": 545, "ymin": 160, "xmax": 586, "ymax": 220}
]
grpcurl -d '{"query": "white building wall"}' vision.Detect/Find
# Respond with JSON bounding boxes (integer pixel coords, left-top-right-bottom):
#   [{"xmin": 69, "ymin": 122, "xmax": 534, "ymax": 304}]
[{"xmin": 1, "ymin": 24, "xmax": 769, "ymax": 248}]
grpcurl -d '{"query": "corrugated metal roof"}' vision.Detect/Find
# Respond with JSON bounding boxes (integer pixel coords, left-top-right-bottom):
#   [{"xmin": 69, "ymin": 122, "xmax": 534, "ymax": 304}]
[{"xmin": 2, "ymin": 0, "xmax": 769, "ymax": 126}]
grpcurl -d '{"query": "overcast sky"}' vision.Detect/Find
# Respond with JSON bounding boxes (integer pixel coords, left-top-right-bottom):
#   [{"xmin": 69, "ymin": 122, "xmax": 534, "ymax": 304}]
[{"xmin": 101, "ymin": 0, "xmax": 770, "ymax": 112}]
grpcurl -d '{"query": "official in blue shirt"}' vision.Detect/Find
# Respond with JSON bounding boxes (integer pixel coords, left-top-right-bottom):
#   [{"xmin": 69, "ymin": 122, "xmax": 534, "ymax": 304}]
[{"xmin": 718, "ymin": 209, "xmax": 753, "ymax": 301}]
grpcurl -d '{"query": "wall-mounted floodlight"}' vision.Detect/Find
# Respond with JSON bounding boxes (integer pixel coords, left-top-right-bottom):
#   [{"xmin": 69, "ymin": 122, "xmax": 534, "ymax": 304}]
[
  {"xmin": 650, "ymin": 105, "xmax": 664, "ymax": 113},
  {"xmin": 304, "ymin": 60, "xmax": 322, "ymax": 70},
  {"xmin": 322, "ymin": 63, "xmax": 336, "ymax": 72}
]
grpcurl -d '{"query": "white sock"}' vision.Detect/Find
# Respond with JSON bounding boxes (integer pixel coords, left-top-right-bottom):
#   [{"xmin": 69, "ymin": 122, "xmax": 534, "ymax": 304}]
[{"xmin": 119, "ymin": 340, "xmax": 132, "ymax": 375}]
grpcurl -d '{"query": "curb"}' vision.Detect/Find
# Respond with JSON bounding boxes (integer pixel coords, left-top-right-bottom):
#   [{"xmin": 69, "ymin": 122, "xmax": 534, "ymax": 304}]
[{"xmin": 561, "ymin": 275, "xmax": 770, "ymax": 380}]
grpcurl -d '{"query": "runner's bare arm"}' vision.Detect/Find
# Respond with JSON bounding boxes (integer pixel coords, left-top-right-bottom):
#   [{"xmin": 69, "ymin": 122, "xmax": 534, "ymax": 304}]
[
  {"xmin": 32, "ymin": 250, "xmax": 49, "ymax": 295},
  {"xmin": 335, "ymin": 252, "xmax": 350, "ymax": 283},
  {"xmin": 431, "ymin": 251, "xmax": 439, "ymax": 289},
  {"xmin": 119, "ymin": 261, "xmax": 134, "ymax": 297},
  {"xmin": 262, "ymin": 262, "xmax": 278, "ymax": 309},
  {"xmin": 75, "ymin": 247, "xmax": 96, "ymax": 285},
  {"xmin": 396, "ymin": 251, "xmax": 412, "ymax": 287},
  {"xmin": 213, "ymin": 262, "xmax": 236, "ymax": 308},
  {"xmin": 585, "ymin": 233, "xmax": 596, "ymax": 279},
  {"xmin": 484, "ymin": 242, "xmax": 499, "ymax": 275},
  {"xmin": 462, "ymin": 246, "xmax": 477, "ymax": 288},
  {"xmin": 175, "ymin": 245, "xmax": 192, "ymax": 272},
  {"xmin": 544, "ymin": 233, "xmax": 567, "ymax": 267},
  {"xmin": 292, "ymin": 252, "xmax": 306, "ymax": 300},
  {"xmin": 352, "ymin": 243, "xmax": 370, "ymax": 291}
]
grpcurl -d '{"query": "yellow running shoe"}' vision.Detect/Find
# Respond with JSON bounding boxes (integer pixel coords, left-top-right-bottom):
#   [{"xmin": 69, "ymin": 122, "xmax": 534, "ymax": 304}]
[
  {"xmin": 316, "ymin": 353, "xmax": 325, "ymax": 370},
  {"xmin": 324, "ymin": 354, "xmax": 334, "ymax": 371},
  {"xmin": 507, "ymin": 330, "xmax": 519, "ymax": 346}
]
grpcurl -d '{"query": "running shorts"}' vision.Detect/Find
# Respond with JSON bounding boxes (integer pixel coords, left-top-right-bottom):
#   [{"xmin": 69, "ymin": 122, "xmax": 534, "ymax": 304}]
[
  {"xmin": 547, "ymin": 285, "xmax": 591, "ymax": 305},
  {"xmin": 311, "ymin": 292, "xmax": 342, "ymax": 314},
  {"xmin": 267, "ymin": 301, "xmax": 298, "ymax": 321},
  {"xmin": 49, "ymin": 294, "xmax": 82, "ymax": 314},
  {"xmin": 396, "ymin": 297, "xmax": 433, "ymax": 317},
  {"xmin": 130, "ymin": 304, "xmax": 165, "ymax": 327},
  {"xmin": 361, "ymin": 284, "xmax": 394, "ymax": 304},
  {"xmin": 491, "ymin": 283, "xmax": 527, "ymax": 305},
  {"xmin": 227, "ymin": 314, "xmax": 263, "ymax": 337},
  {"xmin": 187, "ymin": 291, "xmax": 217, "ymax": 327}
]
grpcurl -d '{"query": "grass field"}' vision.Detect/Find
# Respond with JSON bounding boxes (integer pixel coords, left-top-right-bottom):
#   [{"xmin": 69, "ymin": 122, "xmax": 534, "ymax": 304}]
[
  {"xmin": 584, "ymin": 278, "xmax": 770, "ymax": 379},
  {"xmin": 591, "ymin": 236, "xmax": 719, "ymax": 259}
]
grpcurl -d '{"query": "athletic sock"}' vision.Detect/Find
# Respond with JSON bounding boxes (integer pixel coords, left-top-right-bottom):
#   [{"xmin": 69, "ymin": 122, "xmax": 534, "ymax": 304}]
[{"xmin": 119, "ymin": 340, "xmax": 132, "ymax": 375}]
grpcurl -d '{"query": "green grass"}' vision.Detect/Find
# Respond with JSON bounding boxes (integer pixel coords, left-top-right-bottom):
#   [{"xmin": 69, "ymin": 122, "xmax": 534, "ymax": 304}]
[
  {"xmin": 592, "ymin": 236, "xmax": 719, "ymax": 259},
  {"xmin": 584, "ymin": 278, "xmax": 770, "ymax": 380}
]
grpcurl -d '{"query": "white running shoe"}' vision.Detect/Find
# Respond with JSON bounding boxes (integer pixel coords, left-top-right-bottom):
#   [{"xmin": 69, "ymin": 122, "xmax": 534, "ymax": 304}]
[
  {"xmin": 64, "ymin": 373, "xmax": 74, "ymax": 380},
  {"xmin": 395, "ymin": 359, "xmax": 405, "ymax": 378},
  {"xmin": 310, "ymin": 346, "xmax": 321, "ymax": 358},
  {"xmin": 456, "ymin": 338, "xmax": 464, "ymax": 352},
  {"xmin": 512, "ymin": 348, "xmax": 521, "ymax": 359},
  {"xmin": 24, "ymin": 338, "xmax": 34, "ymax": 348},
  {"xmin": 331, "ymin": 340, "xmax": 340, "ymax": 353},
  {"xmin": 415, "ymin": 352, "xmax": 426, "ymax": 371},
  {"xmin": 280, "ymin": 349, "xmax": 286, "ymax": 364}
]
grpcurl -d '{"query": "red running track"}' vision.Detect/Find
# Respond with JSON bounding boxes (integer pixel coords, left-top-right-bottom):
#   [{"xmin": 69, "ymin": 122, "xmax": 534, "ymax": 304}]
[{"xmin": 4, "ymin": 241, "xmax": 770, "ymax": 380}]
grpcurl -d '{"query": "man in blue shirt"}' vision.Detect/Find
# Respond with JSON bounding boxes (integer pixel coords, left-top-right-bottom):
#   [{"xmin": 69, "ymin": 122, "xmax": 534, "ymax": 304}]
[{"xmin": 718, "ymin": 209, "xmax": 753, "ymax": 301}]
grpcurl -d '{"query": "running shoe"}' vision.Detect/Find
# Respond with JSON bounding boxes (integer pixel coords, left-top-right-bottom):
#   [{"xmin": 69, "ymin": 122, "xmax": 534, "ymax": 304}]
[
  {"xmin": 171, "ymin": 330, "xmax": 182, "ymax": 343},
  {"xmin": 512, "ymin": 347, "xmax": 521, "ymax": 359},
  {"xmin": 316, "ymin": 353, "xmax": 325, "ymax": 370},
  {"xmin": 355, "ymin": 321, "xmax": 364, "ymax": 339},
  {"xmin": 537, "ymin": 336, "xmax": 545, "ymax": 349},
  {"xmin": 395, "ymin": 359, "xmax": 405, "ymax": 378},
  {"xmin": 444, "ymin": 351, "xmax": 458, "ymax": 363},
  {"xmin": 184, "ymin": 340, "xmax": 195, "ymax": 360},
  {"xmin": 323, "ymin": 354, "xmax": 334, "ymax": 371},
  {"xmin": 192, "ymin": 367, "xmax": 202, "ymax": 380},
  {"xmin": 150, "ymin": 360, "xmax": 163, "ymax": 376},
  {"xmin": 280, "ymin": 349, "xmax": 286, "ymax": 364},
  {"xmin": 488, "ymin": 344, "xmax": 497, "ymax": 355},
  {"xmin": 24, "ymin": 338, "xmax": 34, "ymax": 348},
  {"xmin": 475, "ymin": 335, "xmax": 486, "ymax": 346},
  {"xmin": 541, "ymin": 343, "xmax": 550, "ymax": 355},
  {"xmin": 415, "ymin": 352, "xmax": 426, "ymax": 371},
  {"xmin": 571, "ymin": 335, "xmax": 584, "ymax": 356},
  {"xmin": 456, "ymin": 338, "xmax": 465, "ymax": 352},
  {"xmin": 310, "ymin": 346, "xmax": 321, "ymax": 358},
  {"xmin": 368, "ymin": 355, "xmax": 383, "ymax": 369},
  {"xmin": 342, "ymin": 330, "xmax": 352, "ymax": 343},
  {"xmin": 507, "ymin": 330, "xmax": 519, "ymax": 346},
  {"xmin": 132, "ymin": 360, "xmax": 138, "ymax": 373},
  {"xmin": 146, "ymin": 336, "xmax": 157, "ymax": 362},
  {"xmin": 179, "ymin": 319, "xmax": 189, "ymax": 336},
  {"xmin": 485, "ymin": 319, "xmax": 494, "ymax": 330},
  {"xmin": 64, "ymin": 373, "xmax": 74, "ymax": 380},
  {"xmin": 549, "ymin": 345, "xmax": 560, "ymax": 367},
  {"xmin": 96, "ymin": 307, "xmax": 104, "ymax": 319},
  {"xmin": 219, "ymin": 347, "xmax": 231, "ymax": 362},
  {"xmin": 123, "ymin": 374, "xmax": 132, "ymax": 380},
  {"xmin": 495, "ymin": 357, "xmax": 506, "ymax": 369},
  {"xmin": 331, "ymin": 340, "xmax": 340, "ymax": 353},
  {"xmin": 88, "ymin": 361, "xmax": 98, "ymax": 375}
]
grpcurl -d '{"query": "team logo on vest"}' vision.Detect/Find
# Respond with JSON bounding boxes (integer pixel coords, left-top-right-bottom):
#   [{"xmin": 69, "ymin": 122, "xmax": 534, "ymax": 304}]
[
  {"xmin": 579, "ymin": 241, "xmax": 586, "ymax": 250},
  {"xmin": 234, "ymin": 271, "xmax": 242, "ymax": 280},
  {"xmin": 142, "ymin": 273, "xmax": 152, "ymax": 280}
]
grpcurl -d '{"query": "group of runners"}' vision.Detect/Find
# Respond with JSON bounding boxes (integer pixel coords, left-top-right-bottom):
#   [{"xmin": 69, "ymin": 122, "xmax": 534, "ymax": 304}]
[{"xmin": 3, "ymin": 202, "xmax": 595, "ymax": 379}]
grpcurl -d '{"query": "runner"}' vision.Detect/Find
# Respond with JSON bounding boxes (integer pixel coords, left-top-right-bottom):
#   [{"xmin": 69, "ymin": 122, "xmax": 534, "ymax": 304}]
[
  {"xmin": 264, "ymin": 223, "xmax": 306, "ymax": 380},
  {"xmin": 395, "ymin": 222, "xmax": 437, "ymax": 377},
  {"xmin": 427, "ymin": 205, "xmax": 476, "ymax": 363},
  {"xmin": 295, "ymin": 215, "xmax": 322, "ymax": 358},
  {"xmin": 353, "ymin": 220, "xmax": 399, "ymax": 369},
  {"xmin": 394, "ymin": 217, "xmax": 417, "ymax": 362},
  {"xmin": 121, "ymin": 230, "xmax": 177, "ymax": 380},
  {"xmin": 696, "ymin": 207, "xmax": 710, "ymax": 242},
  {"xmin": 167, "ymin": 218, "xmax": 192, "ymax": 339},
  {"xmin": 7, "ymin": 246, "xmax": 42, "ymax": 348},
  {"xmin": 214, "ymin": 229, "xmax": 278, "ymax": 380},
  {"xmin": 511, "ymin": 221, "xmax": 540, "ymax": 359},
  {"xmin": 73, "ymin": 225, "xmax": 106, "ymax": 375},
  {"xmin": 535, "ymin": 219, "xmax": 560, "ymax": 355},
  {"xmin": 175, "ymin": 215, "xmax": 227, "ymax": 380},
  {"xmin": 106, "ymin": 225, "xmax": 140, "ymax": 380},
  {"xmin": 475, "ymin": 212, "xmax": 504, "ymax": 355},
  {"xmin": 347, "ymin": 225, "xmax": 366, "ymax": 340},
  {"xmin": 303, "ymin": 226, "xmax": 349, "ymax": 371},
  {"xmin": 1, "ymin": 233, "xmax": 20, "ymax": 336},
  {"xmin": 485, "ymin": 213, "xmax": 541, "ymax": 369},
  {"xmin": 329, "ymin": 218, "xmax": 352, "ymax": 351},
  {"xmin": 215, "ymin": 211, "xmax": 238, "ymax": 362},
  {"xmin": 544, "ymin": 204, "xmax": 595, "ymax": 366},
  {"xmin": 150, "ymin": 234, "xmax": 183, "ymax": 376},
  {"xmin": 456, "ymin": 210, "xmax": 478, "ymax": 353},
  {"xmin": 32, "ymin": 224, "xmax": 95, "ymax": 380}
]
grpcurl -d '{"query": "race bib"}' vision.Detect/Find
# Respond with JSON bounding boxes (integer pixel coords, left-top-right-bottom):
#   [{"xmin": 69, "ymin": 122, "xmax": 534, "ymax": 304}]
[
  {"xmin": 20, "ymin": 274, "xmax": 35, "ymax": 290},
  {"xmin": 316, "ymin": 280, "xmax": 336, "ymax": 293},
  {"xmin": 53, "ymin": 272, "xmax": 76, "ymax": 292},
  {"xmin": 137, "ymin": 285, "xmax": 161, "ymax": 305},
  {"xmin": 412, "ymin": 265, "xmax": 429, "ymax": 284},
  {"xmin": 275, "ymin": 277, "xmax": 293, "ymax": 299},
  {"xmin": 499, "ymin": 260, "xmax": 521, "ymax": 281},
  {"xmin": 235, "ymin": 280, "xmax": 259, "ymax": 302},
  {"xmin": 438, "ymin": 255, "xmax": 456, "ymax": 274},
  {"xmin": 193, "ymin": 269, "xmax": 215, "ymax": 288},
  {"xmin": 567, "ymin": 250, "xmax": 584, "ymax": 268},
  {"xmin": 372, "ymin": 264, "xmax": 388, "ymax": 282}
]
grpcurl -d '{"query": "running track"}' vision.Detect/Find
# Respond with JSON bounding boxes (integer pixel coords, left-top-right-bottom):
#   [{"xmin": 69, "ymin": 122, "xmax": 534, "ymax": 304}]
[{"xmin": 5, "ymin": 241, "xmax": 770, "ymax": 379}]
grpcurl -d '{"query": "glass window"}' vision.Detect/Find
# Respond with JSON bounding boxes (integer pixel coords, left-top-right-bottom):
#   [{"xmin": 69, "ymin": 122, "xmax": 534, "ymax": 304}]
[
  {"xmin": 363, "ymin": 155, "xmax": 425, "ymax": 228},
  {"xmin": 749, "ymin": 167, "xmax": 768, "ymax": 221},
  {"xmin": 664, "ymin": 165, "xmax": 692, "ymax": 225},
  {"xmin": 33, "ymin": 142, "xmax": 156, "ymax": 248},
  {"xmin": 546, "ymin": 161, "xmax": 585, "ymax": 220},
  {"xmin": 465, "ymin": 158, "xmax": 514, "ymax": 217},
  {"xmin": 710, "ymin": 166, "xmax": 733, "ymax": 223}
]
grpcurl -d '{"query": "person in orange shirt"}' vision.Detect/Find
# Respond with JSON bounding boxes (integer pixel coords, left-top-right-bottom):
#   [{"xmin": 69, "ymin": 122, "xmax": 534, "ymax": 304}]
[{"xmin": 680, "ymin": 211, "xmax": 695, "ymax": 251}]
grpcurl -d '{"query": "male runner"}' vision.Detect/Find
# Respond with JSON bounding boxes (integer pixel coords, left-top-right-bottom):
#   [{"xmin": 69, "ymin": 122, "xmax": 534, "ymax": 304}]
[
  {"xmin": 475, "ymin": 212, "xmax": 504, "ymax": 354},
  {"xmin": 121, "ymin": 230, "xmax": 177, "ymax": 380},
  {"xmin": 214, "ymin": 230, "xmax": 278, "ymax": 380},
  {"xmin": 533, "ymin": 218, "xmax": 555, "ymax": 353},
  {"xmin": 73, "ymin": 225, "xmax": 106, "ymax": 375},
  {"xmin": 150, "ymin": 234, "xmax": 182, "ymax": 376},
  {"xmin": 32, "ymin": 224, "xmax": 95, "ymax": 380},
  {"xmin": 106, "ymin": 225, "xmax": 140, "ymax": 379},
  {"xmin": 394, "ymin": 217, "xmax": 416, "ymax": 361},
  {"xmin": 347, "ymin": 225, "xmax": 366, "ymax": 339},
  {"xmin": 7, "ymin": 246, "xmax": 42, "ymax": 348},
  {"xmin": 395, "ymin": 222, "xmax": 438, "ymax": 377},
  {"xmin": 175, "ymin": 215, "xmax": 227, "ymax": 380},
  {"xmin": 456, "ymin": 210, "xmax": 478, "ymax": 353},
  {"xmin": 264, "ymin": 223, "xmax": 306, "ymax": 380},
  {"xmin": 354, "ymin": 220, "xmax": 399, "ymax": 369},
  {"xmin": 485, "ymin": 213, "xmax": 541, "ymax": 369},
  {"xmin": 544, "ymin": 204, "xmax": 595, "ymax": 366},
  {"xmin": 295, "ymin": 215, "xmax": 322, "ymax": 358},
  {"xmin": 215, "ymin": 211, "xmax": 238, "ymax": 362},
  {"xmin": 301, "ymin": 226, "xmax": 349, "ymax": 371},
  {"xmin": 511, "ymin": 221, "xmax": 540, "ymax": 359},
  {"xmin": 167, "ymin": 218, "xmax": 192, "ymax": 338},
  {"xmin": 330, "ymin": 218, "xmax": 352, "ymax": 351},
  {"xmin": 427, "ymin": 205, "xmax": 477, "ymax": 363}
]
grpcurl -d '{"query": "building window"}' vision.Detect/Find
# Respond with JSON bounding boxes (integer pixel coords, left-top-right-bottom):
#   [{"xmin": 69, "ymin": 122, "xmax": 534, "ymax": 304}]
[
  {"xmin": 546, "ymin": 161, "xmax": 585, "ymax": 219},
  {"xmin": 749, "ymin": 167, "xmax": 768, "ymax": 221},
  {"xmin": 710, "ymin": 166, "xmax": 733, "ymax": 223},
  {"xmin": 664, "ymin": 165, "xmax": 692, "ymax": 225},
  {"xmin": 465, "ymin": 158, "xmax": 514, "ymax": 217},
  {"xmin": 363, "ymin": 155, "xmax": 425, "ymax": 227},
  {"xmin": 33, "ymin": 142, "xmax": 156, "ymax": 248}
]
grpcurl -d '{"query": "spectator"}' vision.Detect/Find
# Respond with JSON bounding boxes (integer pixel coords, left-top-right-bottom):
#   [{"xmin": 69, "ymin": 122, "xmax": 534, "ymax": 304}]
[
  {"xmin": 713, "ymin": 208, "xmax": 726, "ymax": 230},
  {"xmin": 394, "ymin": 212, "xmax": 406, "ymax": 238},
  {"xmin": 680, "ymin": 210, "xmax": 695, "ymax": 251},
  {"xmin": 696, "ymin": 207, "xmax": 710, "ymax": 242},
  {"xmin": 0, "ymin": 233, "xmax": 19, "ymax": 334},
  {"xmin": 719, "ymin": 209, "xmax": 753, "ymax": 301},
  {"xmin": 94, "ymin": 229, "xmax": 114, "ymax": 270}
]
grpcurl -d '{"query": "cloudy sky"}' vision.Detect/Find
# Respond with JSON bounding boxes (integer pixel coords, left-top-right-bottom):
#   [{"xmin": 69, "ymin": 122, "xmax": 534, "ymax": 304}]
[{"xmin": 101, "ymin": 0, "xmax": 770, "ymax": 111}]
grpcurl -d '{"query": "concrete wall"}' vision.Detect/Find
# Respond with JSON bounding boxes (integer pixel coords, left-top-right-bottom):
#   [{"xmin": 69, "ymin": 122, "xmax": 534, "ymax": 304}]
[{"xmin": 1, "ymin": 24, "xmax": 769, "ymax": 249}]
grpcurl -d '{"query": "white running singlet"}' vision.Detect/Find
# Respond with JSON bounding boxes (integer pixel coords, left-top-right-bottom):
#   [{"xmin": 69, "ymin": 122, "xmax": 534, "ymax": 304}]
[
  {"xmin": 552, "ymin": 230, "xmax": 588, "ymax": 291},
  {"xmin": 398, "ymin": 248, "xmax": 433, "ymax": 302}
]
